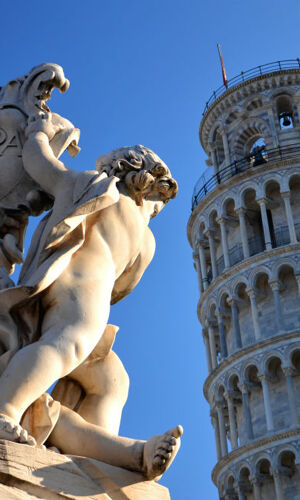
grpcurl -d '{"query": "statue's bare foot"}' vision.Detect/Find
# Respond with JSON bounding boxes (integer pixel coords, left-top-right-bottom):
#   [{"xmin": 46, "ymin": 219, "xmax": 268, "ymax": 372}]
[
  {"xmin": 143, "ymin": 425, "xmax": 183, "ymax": 481},
  {"xmin": 0, "ymin": 413, "xmax": 36, "ymax": 446}
]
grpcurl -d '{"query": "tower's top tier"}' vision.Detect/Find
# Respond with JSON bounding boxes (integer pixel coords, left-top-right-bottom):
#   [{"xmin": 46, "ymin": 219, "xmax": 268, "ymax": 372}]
[
  {"xmin": 193, "ymin": 60, "xmax": 300, "ymax": 209},
  {"xmin": 200, "ymin": 59, "xmax": 300, "ymax": 151}
]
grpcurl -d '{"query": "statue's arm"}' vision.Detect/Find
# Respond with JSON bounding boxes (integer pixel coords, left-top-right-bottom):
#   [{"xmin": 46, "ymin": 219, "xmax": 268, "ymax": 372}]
[
  {"xmin": 22, "ymin": 131, "xmax": 69, "ymax": 198},
  {"xmin": 111, "ymin": 228, "xmax": 156, "ymax": 305}
]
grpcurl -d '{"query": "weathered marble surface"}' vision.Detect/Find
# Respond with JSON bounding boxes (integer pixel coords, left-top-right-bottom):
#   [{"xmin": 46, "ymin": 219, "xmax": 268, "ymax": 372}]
[{"xmin": 0, "ymin": 440, "xmax": 170, "ymax": 499}]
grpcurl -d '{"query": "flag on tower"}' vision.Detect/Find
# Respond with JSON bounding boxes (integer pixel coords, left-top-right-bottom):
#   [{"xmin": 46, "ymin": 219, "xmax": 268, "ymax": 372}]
[{"xmin": 217, "ymin": 44, "xmax": 228, "ymax": 88}]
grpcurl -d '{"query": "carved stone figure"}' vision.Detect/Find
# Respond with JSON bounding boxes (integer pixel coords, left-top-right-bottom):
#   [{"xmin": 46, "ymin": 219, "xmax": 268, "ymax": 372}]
[
  {"xmin": 0, "ymin": 63, "xmax": 80, "ymax": 277},
  {"xmin": 0, "ymin": 64, "xmax": 182, "ymax": 498}
]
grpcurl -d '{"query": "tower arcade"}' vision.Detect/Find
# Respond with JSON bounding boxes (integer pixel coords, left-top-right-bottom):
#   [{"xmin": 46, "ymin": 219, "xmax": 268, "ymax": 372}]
[{"xmin": 187, "ymin": 60, "xmax": 300, "ymax": 499}]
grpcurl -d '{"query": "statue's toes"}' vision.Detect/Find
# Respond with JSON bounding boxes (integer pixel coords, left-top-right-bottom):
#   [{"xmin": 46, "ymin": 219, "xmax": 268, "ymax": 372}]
[
  {"xmin": 19, "ymin": 429, "xmax": 29, "ymax": 443},
  {"xmin": 153, "ymin": 455, "xmax": 165, "ymax": 468},
  {"xmin": 27, "ymin": 435, "xmax": 37, "ymax": 446},
  {"xmin": 167, "ymin": 425, "xmax": 183, "ymax": 439},
  {"xmin": 3, "ymin": 420, "xmax": 18, "ymax": 434},
  {"xmin": 19, "ymin": 428, "xmax": 36, "ymax": 445},
  {"xmin": 155, "ymin": 448, "xmax": 172, "ymax": 460}
]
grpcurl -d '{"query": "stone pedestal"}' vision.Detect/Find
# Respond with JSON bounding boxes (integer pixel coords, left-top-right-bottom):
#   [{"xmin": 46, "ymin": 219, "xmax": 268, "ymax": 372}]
[{"xmin": 0, "ymin": 440, "xmax": 170, "ymax": 500}]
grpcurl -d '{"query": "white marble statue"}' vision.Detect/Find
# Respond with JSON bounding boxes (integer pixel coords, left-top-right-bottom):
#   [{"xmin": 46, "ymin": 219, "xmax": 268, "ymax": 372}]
[{"xmin": 0, "ymin": 64, "xmax": 182, "ymax": 485}]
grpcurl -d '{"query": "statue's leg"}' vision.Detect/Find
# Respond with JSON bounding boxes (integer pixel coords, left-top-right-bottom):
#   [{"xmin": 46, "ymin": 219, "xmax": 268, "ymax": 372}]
[
  {"xmin": 70, "ymin": 350, "xmax": 130, "ymax": 434},
  {"xmin": 48, "ymin": 405, "xmax": 182, "ymax": 480},
  {"xmin": 0, "ymin": 265, "xmax": 115, "ymax": 427}
]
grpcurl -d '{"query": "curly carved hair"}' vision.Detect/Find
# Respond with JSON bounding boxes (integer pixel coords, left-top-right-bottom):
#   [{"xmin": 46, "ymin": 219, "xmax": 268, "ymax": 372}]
[{"xmin": 96, "ymin": 145, "xmax": 178, "ymax": 207}]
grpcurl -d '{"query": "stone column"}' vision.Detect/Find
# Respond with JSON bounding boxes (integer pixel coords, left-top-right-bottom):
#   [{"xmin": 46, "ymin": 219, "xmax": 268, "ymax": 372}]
[
  {"xmin": 246, "ymin": 288, "xmax": 261, "ymax": 341},
  {"xmin": 272, "ymin": 468, "xmax": 284, "ymax": 500},
  {"xmin": 221, "ymin": 129, "xmax": 231, "ymax": 165},
  {"xmin": 239, "ymin": 383, "xmax": 253, "ymax": 440},
  {"xmin": 228, "ymin": 297, "xmax": 242, "ymax": 349},
  {"xmin": 250, "ymin": 475, "xmax": 262, "ymax": 500},
  {"xmin": 216, "ymin": 401, "xmax": 228, "ymax": 457},
  {"xmin": 282, "ymin": 366, "xmax": 299, "ymax": 426},
  {"xmin": 211, "ymin": 148, "xmax": 218, "ymax": 177},
  {"xmin": 208, "ymin": 320, "xmax": 217, "ymax": 370},
  {"xmin": 217, "ymin": 216, "xmax": 230, "ymax": 268},
  {"xmin": 197, "ymin": 241, "xmax": 208, "ymax": 291},
  {"xmin": 236, "ymin": 484, "xmax": 246, "ymax": 500},
  {"xmin": 258, "ymin": 374, "xmax": 274, "ymax": 431},
  {"xmin": 237, "ymin": 208, "xmax": 250, "ymax": 259},
  {"xmin": 270, "ymin": 281, "xmax": 284, "ymax": 333},
  {"xmin": 193, "ymin": 251, "xmax": 203, "ymax": 297},
  {"xmin": 281, "ymin": 191, "xmax": 297, "ymax": 243},
  {"xmin": 210, "ymin": 410, "xmax": 222, "ymax": 461},
  {"xmin": 267, "ymin": 108, "xmax": 278, "ymax": 147},
  {"xmin": 206, "ymin": 228, "xmax": 217, "ymax": 279},
  {"xmin": 258, "ymin": 198, "xmax": 272, "ymax": 251},
  {"xmin": 203, "ymin": 329, "xmax": 212, "ymax": 374},
  {"xmin": 225, "ymin": 391, "xmax": 238, "ymax": 450},
  {"xmin": 216, "ymin": 310, "xmax": 228, "ymax": 358},
  {"xmin": 295, "ymin": 274, "xmax": 300, "ymax": 298}
]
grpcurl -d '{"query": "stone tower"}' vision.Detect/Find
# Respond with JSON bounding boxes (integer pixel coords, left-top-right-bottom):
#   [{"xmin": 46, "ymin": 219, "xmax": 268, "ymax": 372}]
[{"xmin": 187, "ymin": 60, "xmax": 300, "ymax": 499}]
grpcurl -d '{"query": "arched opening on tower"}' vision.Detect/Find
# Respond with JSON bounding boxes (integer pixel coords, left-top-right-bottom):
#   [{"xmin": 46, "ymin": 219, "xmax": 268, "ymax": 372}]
[
  {"xmin": 256, "ymin": 459, "xmax": 275, "ymax": 498},
  {"xmin": 248, "ymin": 137, "xmax": 267, "ymax": 168},
  {"xmin": 208, "ymin": 209, "xmax": 223, "ymax": 278},
  {"xmin": 198, "ymin": 221, "xmax": 211, "ymax": 287},
  {"xmin": 238, "ymin": 467, "xmax": 253, "ymax": 499},
  {"xmin": 217, "ymin": 386, "xmax": 231, "ymax": 452},
  {"xmin": 289, "ymin": 175, "xmax": 300, "ymax": 238},
  {"xmin": 225, "ymin": 475, "xmax": 237, "ymax": 500},
  {"xmin": 278, "ymin": 450, "xmax": 300, "ymax": 497},
  {"xmin": 265, "ymin": 180, "xmax": 282, "ymax": 247},
  {"xmin": 279, "ymin": 450, "xmax": 296, "ymax": 474},
  {"xmin": 234, "ymin": 125, "xmax": 269, "ymax": 161},
  {"xmin": 291, "ymin": 349, "xmax": 300, "ymax": 371},
  {"xmin": 276, "ymin": 94, "xmax": 294, "ymax": 129},
  {"xmin": 266, "ymin": 355, "xmax": 282, "ymax": 379},
  {"xmin": 266, "ymin": 356, "xmax": 289, "ymax": 431},
  {"xmin": 278, "ymin": 264, "xmax": 298, "ymax": 332},
  {"xmin": 242, "ymin": 189, "xmax": 265, "ymax": 256},
  {"xmin": 235, "ymin": 282, "xmax": 252, "ymax": 347},
  {"xmin": 219, "ymin": 293, "xmax": 232, "ymax": 356},
  {"xmin": 253, "ymin": 272, "xmax": 276, "ymax": 339},
  {"xmin": 244, "ymin": 364, "xmax": 264, "ymax": 439},
  {"xmin": 290, "ymin": 348, "xmax": 300, "ymax": 420},
  {"xmin": 213, "ymin": 128, "xmax": 225, "ymax": 169},
  {"xmin": 228, "ymin": 374, "xmax": 243, "ymax": 447},
  {"xmin": 250, "ymin": 137, "xmax": 266, "ymax": 151},
  {"xmin": 208, "ymin": 303, "xmax": 222, "ymax": 365},
  {"xmin": 222, "ymin": 198, "xmax": 241, "ymax": 267}
]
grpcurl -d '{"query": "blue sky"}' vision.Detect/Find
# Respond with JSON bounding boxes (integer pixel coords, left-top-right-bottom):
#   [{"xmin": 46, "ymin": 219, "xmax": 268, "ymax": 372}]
[{"xmin": 2, "ymin": 1, "xmax": 300, "ymax": 498}]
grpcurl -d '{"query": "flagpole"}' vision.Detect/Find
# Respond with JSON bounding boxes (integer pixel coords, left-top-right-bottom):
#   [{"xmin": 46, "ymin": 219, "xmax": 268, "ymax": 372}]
[{"xmin": 217, "ymin": 44, "xmax": 228, "ymax": 89}]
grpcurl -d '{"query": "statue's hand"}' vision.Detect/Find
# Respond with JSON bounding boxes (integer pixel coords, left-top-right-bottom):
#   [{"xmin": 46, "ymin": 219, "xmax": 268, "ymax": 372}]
[{"xmin": 25, "ymin": 112, "xmax": 63, "ymax": 141}]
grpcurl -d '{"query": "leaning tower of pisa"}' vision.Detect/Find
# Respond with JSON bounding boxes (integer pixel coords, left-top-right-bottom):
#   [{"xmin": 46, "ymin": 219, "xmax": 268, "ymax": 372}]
[{"xmin": 187, "ymin": 60, "xmax": 300, "ymax": 499}]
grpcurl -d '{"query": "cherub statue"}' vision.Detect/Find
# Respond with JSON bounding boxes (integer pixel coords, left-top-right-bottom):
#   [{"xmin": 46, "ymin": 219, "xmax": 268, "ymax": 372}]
[{"xmin": 0, "ymin": 111, "xmax": 182, "ymax": 481}]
